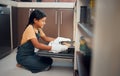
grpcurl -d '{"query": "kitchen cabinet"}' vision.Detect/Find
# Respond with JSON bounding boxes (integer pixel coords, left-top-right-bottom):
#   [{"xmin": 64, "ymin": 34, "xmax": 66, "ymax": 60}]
[
  {"xmin": 40, "ymin": 8, "xmax": 74, "ymax": 39},
  {"xmin": 12, "ymin": 7, "xmax": 29, "ymax": 47},
  {"xmin": 12, "ymin": 7, "xmax": 74, "ymax": 47},
  {"xmin": 76, "ymin": 0, "xmax": 120, "ymax": 76},
  {"xmin": 59, "ymin": 9, "xmax": 73, "ymax": 39},
  {"xmin": 16, "ymin": 8, "xmax": 74, "ymax": 39},
  {"xmin": 77, "ymin": 0, "xmax": 94, "ymax": 50},
  {"xmin": 17, "ymin": 8, "xmax": 29, "ymax": 45},
  {"xmin": 79, "ymin": 0, "xmax": 95, "ymax": 37},
  {"xmin": 38, "ymin": 8, "xmax": 58, "ymax": 38},
  {"xmin": 74, "ymin": 0, "xmax": 95, "ymax": 76}
]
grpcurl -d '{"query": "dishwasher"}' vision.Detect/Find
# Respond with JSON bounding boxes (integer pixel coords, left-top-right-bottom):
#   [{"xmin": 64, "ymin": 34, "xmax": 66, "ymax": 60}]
[{"xmin": 0, "ymin": 6, "xmax": 11, "ymax": 59}]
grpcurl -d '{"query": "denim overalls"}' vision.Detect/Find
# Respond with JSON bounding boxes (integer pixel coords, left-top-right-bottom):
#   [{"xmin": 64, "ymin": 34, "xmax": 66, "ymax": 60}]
[{"xmin": 16, "ymin": 30, "xmax": 53, "ymax": 73}]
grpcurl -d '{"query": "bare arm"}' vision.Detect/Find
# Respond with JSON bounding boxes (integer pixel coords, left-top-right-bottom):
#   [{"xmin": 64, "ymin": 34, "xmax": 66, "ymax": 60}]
[
  {"xmin": 30, "ymin": 38, "xmax": 52, "ymax": 51},
  {"xmin": 41, "ymin": 36, "xmax": 55, "ymax": 42},
  {"xmin": 39, "ymin": 28, "xmax": 55, "ymax": 42}
]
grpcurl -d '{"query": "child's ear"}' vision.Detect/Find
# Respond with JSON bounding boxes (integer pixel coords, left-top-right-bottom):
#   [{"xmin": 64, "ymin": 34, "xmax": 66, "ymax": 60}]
[{"xmin": 33, "ymin": 18, "xmax": 38, "ymax": 23}]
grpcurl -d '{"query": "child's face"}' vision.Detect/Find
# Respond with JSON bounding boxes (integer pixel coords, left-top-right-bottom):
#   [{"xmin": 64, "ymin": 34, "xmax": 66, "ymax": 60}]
[{"xmin": 34, "ymin": 17, "xmax": 46, "ymax": 28}]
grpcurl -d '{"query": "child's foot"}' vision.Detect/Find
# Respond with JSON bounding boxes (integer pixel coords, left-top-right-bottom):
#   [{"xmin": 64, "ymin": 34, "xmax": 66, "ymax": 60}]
[
  {"xmin": 44, "ymin": 65, "xmax": 52, "ymax": 71},
  {"xmin": 16, "ymin": 64, "xmax": 23, "ymax": 68}
]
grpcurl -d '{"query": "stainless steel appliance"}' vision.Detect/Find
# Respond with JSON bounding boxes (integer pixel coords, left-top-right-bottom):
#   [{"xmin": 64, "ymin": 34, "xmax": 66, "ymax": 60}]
[{"xmin": 0, "ymin": 6, "xmax": 11, "ymax": 59}]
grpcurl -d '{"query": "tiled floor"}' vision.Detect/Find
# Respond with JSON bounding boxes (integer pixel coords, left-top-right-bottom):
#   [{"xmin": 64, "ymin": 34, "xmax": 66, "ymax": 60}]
[{"xmin": 0, "ymin": 49, "xmax": 73, "ymax": 76}]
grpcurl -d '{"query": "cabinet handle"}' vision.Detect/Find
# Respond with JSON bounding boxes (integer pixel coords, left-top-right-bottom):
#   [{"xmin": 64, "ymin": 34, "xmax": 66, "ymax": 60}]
[
  {"xmin": 60, "ymin": 11, "xmax": 63, "ymax": 25},
  {"xmin": 55, "ymin": 11, "xmax": 58, "ymax": 24}
]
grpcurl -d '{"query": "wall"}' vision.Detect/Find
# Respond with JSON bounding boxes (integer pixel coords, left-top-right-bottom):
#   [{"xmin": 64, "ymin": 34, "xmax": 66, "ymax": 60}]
[{"xmin": 91, "ymin": 0, "xmax": 120, "ymax": 76}]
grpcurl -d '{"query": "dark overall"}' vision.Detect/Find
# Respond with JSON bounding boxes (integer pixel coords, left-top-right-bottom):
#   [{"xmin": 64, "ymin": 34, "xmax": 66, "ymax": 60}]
[{"xmin": 16, "ymin": 31, "xmax": 53, "ymax": 73}]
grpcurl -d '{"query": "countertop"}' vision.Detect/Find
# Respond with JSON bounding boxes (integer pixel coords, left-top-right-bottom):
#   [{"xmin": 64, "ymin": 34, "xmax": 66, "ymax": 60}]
[{"xmin": 0, "ymin": 0, "xmax": 75, "ymax": 8}]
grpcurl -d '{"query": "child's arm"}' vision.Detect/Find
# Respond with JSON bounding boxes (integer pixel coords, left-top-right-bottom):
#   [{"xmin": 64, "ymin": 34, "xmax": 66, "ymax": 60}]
[
  {"xmin": 30, "ymin": 38, "xmax": 52, "ymax": 51},
  {"xmin": 39, "ymin": 28, "xmax": 55, "ymax": 42}
]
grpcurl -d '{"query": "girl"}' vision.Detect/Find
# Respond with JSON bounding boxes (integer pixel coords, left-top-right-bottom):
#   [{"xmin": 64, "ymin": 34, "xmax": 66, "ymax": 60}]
[{"xmin": 16, "ymin": 10, "xmax": 68, "ymax": 73}]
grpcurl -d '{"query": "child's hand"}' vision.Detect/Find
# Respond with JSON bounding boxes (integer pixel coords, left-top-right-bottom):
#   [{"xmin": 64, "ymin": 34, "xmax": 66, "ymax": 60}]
[
  {"xmin": 53, "ymin": 37, "xmax": 71, "ymax": 44},
  {"xmin": 49, "ymin": 44, "xmax": 68, "ymax": 53}
]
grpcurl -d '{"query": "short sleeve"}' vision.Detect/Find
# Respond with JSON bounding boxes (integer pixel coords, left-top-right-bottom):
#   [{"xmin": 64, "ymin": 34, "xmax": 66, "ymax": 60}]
[{"xmin": 21, "ymin": 25, "xmax": 37, "ymax": 45}]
